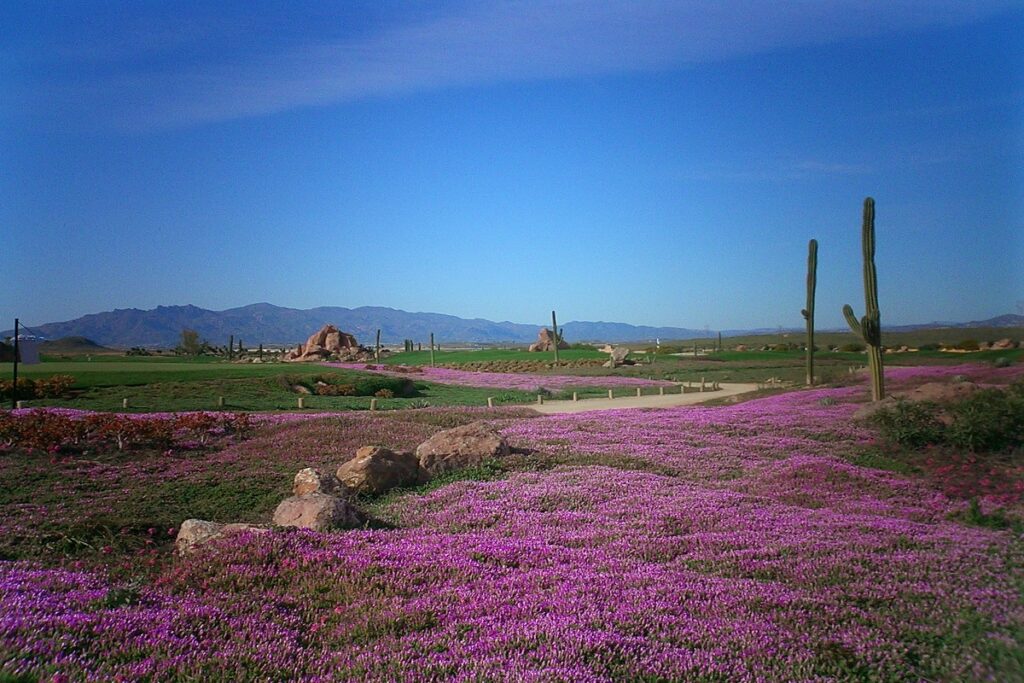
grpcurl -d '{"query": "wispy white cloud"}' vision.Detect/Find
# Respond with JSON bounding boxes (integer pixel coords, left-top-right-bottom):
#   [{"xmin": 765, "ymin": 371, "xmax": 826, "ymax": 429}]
[{"xmin": 13, "ymin": 0, "xmax": 1020, "ymax": 130}]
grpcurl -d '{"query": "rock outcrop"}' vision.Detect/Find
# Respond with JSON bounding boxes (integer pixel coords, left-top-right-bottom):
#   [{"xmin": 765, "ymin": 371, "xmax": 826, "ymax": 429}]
[
  {"xmin": 528, "ymin": 328, "xmax": 569, "ymax": 352},
  {"xmin": 284, "ymin": 324, "xmax": 365, "ymax": 362},
  {"xmin": 272, "ymin": 492, "xmax": 366, "ymax": 530},
  {"xmin": 415, "ymin": 422, "xmax": 510, "ymax": 476},
  {"xmin": 336, "ymin": 446, "xmax": 423, "ymax": 495},
  {"xmin": 603, "ymin": 346, "xmax": 631, "ymax": 368}
]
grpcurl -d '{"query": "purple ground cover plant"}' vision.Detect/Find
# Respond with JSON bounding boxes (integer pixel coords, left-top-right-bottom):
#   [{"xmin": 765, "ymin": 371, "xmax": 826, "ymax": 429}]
[{"xmin": 1, "ymin": 364, "xmax": 1021, "ymax": 681}]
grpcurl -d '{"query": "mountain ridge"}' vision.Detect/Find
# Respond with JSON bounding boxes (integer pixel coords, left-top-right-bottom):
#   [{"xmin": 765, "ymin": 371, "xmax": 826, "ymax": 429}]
[{"xmin": 5, "ymin": 304, "xmax": 1022, "ymax": 348}]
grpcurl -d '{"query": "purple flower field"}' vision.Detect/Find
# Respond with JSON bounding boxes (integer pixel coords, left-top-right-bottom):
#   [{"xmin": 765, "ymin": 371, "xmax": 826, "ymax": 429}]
[
  {"xmin": 1, "ymin": 364, "xmax": 1022, "ymax": 681},
  {"xmin": 327, "ymin": 363, "xmax": 676, "ymax": 391}
]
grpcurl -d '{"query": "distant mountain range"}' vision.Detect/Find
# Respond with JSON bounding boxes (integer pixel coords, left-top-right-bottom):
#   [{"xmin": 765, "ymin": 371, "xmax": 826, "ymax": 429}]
[{"xmin": 5, "ymin": 303, "xmax": 1022, "ymax": 348}]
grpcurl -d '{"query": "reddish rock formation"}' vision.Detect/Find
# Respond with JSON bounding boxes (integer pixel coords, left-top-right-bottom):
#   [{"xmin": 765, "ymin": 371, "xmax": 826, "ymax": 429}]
[
  {"xmin": 528, "ymin": 327, "xmax": 569, "ymax": 352},
  {"xmin": 285, "ymin": 324, "xmax": 365, "ymax": 362}
]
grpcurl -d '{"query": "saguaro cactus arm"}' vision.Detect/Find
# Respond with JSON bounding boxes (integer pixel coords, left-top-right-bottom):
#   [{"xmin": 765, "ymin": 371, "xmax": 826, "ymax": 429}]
[{"xmin": 842, "ymin": 197, "xmax": 884, "ymax": 400}]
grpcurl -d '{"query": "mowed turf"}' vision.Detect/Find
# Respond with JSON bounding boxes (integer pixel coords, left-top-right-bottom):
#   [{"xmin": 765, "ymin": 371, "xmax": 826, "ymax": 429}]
[
  {"xmin": 0, "ymin": 359, "xmax": 538, "ymax": 411},
  {"xmin": 3, "ymin": 344, "xmax": 1020, "ymax": 412}
]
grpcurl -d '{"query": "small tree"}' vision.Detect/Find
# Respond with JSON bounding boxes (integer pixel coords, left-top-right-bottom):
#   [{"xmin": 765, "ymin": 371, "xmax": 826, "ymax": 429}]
[{"xmin": 179, "ymin": 328, "xmax": 202, "ymax": 356}]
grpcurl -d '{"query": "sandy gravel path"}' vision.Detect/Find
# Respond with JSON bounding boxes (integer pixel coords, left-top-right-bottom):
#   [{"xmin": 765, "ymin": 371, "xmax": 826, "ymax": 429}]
[{"xmin": 528, "ymin": 383, "xmax": 761, "ymax": 414}]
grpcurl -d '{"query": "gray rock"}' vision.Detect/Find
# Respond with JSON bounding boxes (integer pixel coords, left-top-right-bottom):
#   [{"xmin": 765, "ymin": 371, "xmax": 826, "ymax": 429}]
[
  {"xmin": 336, "ymin": 446, "xmax": 423, "ymax": 495},
  {"xmin": 293, "ymin": 467, "xmax": 342, "ymax": 496},
  {"xmin": 175, "ymin": 518, "xmax": 265, "ymax": 555},
  {"xmin": 415, "ymin": 421, "xmax": 509, "ymax": 476},
  {"xmin": 272, "ymin": 493, "xmax": 366, "ymax": 531}
]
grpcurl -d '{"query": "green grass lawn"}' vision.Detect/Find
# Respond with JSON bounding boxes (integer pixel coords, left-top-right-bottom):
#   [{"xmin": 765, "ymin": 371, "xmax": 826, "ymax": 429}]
[
  {"xmin": 3, "ymin": 346, "xmax": 1019, "ymax": 412},
  {"xmin": 1, "ymin": 360, "xmax": 538, "ymax": 411}
]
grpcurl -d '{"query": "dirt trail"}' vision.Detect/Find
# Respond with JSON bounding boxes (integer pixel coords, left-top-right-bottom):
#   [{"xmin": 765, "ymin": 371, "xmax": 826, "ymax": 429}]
[{"xmin": 528, "ymin": 383, "xmax": 760, "ymax": 414}]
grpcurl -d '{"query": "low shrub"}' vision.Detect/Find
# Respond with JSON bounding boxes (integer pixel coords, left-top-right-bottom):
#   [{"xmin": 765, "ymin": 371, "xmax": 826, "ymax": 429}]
[
  {"xmin": 839, "ymin": 343, "xmax": 865, "ymax": 353},
  {"xmin": 946, "ymin": 386, "xmax": 1024, "ymax": 452},
  {"xmin": 957, "ymin": 339, "xmax": 980, "ymax": 351},
  {"xmin": 354, "ymin": 376, "xmax": 415, "ymax": 398},
  {"xmin": 0, "ymin": 378, "xmax": 36, "ymax": 400},
  {"xmin": 34, "ymin": 375, "xmax": 76, "ymax": 398},
  {"xmin": 374, "ymin": 388, "xmax": 395, "ymax": 398},
  {"xmin": 870, "ymin": 382, "xmax": 1024, "ymax": 453},
  {"xmin": 917, "ymin": 343, "xmax": 941, "ymax": 352},
  {"xmin": 0, "ymin": 375, "xmax": 76, "ymax": 400},
  {"xmin": 868, "ymin": 400, "xmax": 945, "ymax": 448},
  {"xmin": 0, "ymin": 411, "xmax": 252, "ymax": 453}
]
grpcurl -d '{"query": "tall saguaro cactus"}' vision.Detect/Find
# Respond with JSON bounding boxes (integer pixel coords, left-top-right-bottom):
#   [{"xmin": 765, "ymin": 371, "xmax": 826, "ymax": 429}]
[
  {"xmin": 843, "ymin": 197, "xmax": 885, "ymax": 401},
  {"xmin": 551, "ymin": 310, "xmax": 560, "ymax": 364},
  {"xmin": 801, "ymin": 239, "xmax": 818, "ymax": 386}
]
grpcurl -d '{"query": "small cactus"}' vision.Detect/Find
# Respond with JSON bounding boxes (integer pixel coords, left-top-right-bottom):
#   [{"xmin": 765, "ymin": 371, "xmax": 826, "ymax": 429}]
[
  {"xmin": 801, "ymin": 239, "xmax": 818, "ymax": 386},
  {"xmin": 842, "ymin": 198, "xmax": 884, "ymax": 401}
]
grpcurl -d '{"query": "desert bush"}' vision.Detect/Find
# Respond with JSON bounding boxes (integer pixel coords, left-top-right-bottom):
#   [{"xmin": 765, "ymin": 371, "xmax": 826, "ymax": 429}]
[
  {"xmin": 994, "ymin": 356, "xmax": 1013, "ymax": 368},
  {"xmin": 946, "ymin": 386, "xmax": 1024, "ymax": 452},
  {"xmin": 870, "ymin": 383, "xmax": 1024, "ymax": 453},
  {"xmin": 34, "ymin": 375, "xmax": 76, "ymax": 398},
  {"xmin": 956, "ymin": 339, "xmax": 980, "ymax": 351},
  {"xmin": 374, "ymin": 388, "xmax": 395, "ymax": 398},
  {"xmin": 917, "ymin": 343, "xmax": 941, "ymax": 352},
  {"xmin": 839, "ymin": 343, "xmax": 865, "ymax": 353},
  {"xmin": 868, "ymin": 401, "xmax": 945, "ymax": 448},
  {"xmin": 0, "ymin": 411, "xmax": 252, "ymax": 453},
  {"xmin": 354, "ymin": 376, "xmax": 415, "ymax": 398},
  {"xmin": 0, "ymin": 378, "xmax": 37, "ymax": 400}
]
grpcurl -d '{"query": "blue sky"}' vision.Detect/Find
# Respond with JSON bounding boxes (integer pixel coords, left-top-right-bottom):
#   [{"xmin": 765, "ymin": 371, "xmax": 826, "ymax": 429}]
[{"xmin": 3, "ymin": 1, "xmax": 1022, "ymax": 330}]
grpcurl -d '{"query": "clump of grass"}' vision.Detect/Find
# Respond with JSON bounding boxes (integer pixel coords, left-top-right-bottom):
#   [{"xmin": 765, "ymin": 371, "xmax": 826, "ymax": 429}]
[{"xmin": 953, "ymin": 499, "xmax": 1022, "ymax": 532}]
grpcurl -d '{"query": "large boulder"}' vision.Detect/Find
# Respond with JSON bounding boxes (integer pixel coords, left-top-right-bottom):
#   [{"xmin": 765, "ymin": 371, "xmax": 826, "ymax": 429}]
[
  {"xmin": 272, "ymin": 493, "xmax": 366, "ymax": 530},
  {"xmin": 992, "ymin": 338, "xmax": 1017, "ymax": 350},
  {"xmin": 415, "ymin": 422, "xmax": 509, "ymax": 476},
  {"xmin": 603, "ymin": 346, "xmax": 631, "ymax": 368},
  {"xmin": 285, "ymin": 324, "xmax": 362, "ymax": 362},
  {"xmin": 174, "ymin": 519, "xmax": 266, "ymax": 555},
  {"xmin": 336, "ymin": 446, "xmax": 424, "ymax": 495},
  {"xmin": 528, "ymin": 328, "xmax": 569, "ymax": 352},
  {"xmin": 293, "ymin": 467, "xmax": 343, "ymax": 496}
]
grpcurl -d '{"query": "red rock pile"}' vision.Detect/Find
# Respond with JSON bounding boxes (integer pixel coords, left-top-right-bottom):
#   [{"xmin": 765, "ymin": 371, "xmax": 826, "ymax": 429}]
[
  {"xmin": 528, "ymin": 327, "xmax": 569, "ymax": 352},
  {"xmin": 284, "ymin": 324, "xmax": 366, "ymax": 362}
]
